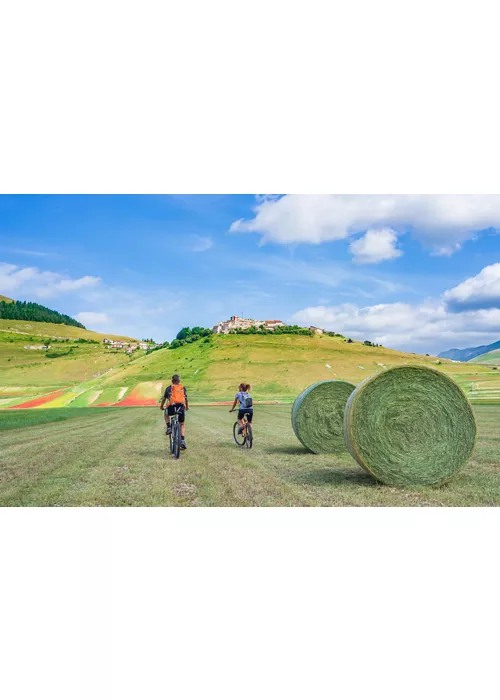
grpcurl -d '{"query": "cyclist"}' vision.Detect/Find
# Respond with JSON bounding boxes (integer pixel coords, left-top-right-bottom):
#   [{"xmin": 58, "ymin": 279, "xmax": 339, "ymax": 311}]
[
  {"xmin": 230, "ymin": 382, "xmax": 253, "ymax": 434},
  {"xmin": 160, "ymin": 374, "xmax": 189, "ymax": 450}
]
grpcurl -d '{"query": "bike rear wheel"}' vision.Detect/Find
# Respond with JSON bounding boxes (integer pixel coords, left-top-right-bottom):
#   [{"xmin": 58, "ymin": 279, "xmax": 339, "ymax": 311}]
[
  {"xmin": 233, "ymin": 421, "xmax": 246, "ymax": 447},
  {"xmin": 173, "ymin": 421, "xmax": 181, "ymax": 459},
  {"xmin": 245, "ymin": 422, "xmax": 253, "ymax": 449}
]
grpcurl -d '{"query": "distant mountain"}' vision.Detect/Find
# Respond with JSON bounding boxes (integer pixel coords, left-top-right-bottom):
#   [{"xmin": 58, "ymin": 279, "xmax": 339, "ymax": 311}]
[
  {"xmin": 0, "ymin": 298, "xmax": 85, "ymax": 329},
  {"xmin": 438, "ymin": 340, "xmax": 500, "ymax": 362}
]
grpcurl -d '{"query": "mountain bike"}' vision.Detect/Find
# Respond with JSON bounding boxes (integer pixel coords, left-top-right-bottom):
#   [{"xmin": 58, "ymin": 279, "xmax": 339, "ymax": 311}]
[
  {"xmin": 231, "ymin": 410, "xmax": 253, "ymax": 449},
  {"xmin": 169, "ymin": 408, "xmax": 183, "ymax": 459}
]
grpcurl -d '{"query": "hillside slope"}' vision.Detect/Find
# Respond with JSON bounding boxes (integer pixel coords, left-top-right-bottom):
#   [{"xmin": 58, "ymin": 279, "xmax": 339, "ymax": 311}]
[
  {"xmin": 2, "ymin": 329, "xmax": 499, "ymax": 407},
  {"xmin": 0, "ymin": 319, "xmax": 139, "ymax": 390},
  {"xmin": 472, "ymin": 348, "xmax": 500, "ymax": 365},
  {"xmin": 0, "ymin": 295, "xmax": 14, "ymax": 303},
  {"xmin": 439, "ymin": 339, "xmax": 500, "ymax": 362},
  {"xmin": 98, "ymin": 333, "xmax": 497, "ymax": 402}
]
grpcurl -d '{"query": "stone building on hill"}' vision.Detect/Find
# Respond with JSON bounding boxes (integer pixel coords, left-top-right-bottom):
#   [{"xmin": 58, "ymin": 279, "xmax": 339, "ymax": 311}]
[{"xmin": 212, "ymin": 315, "xmax": 285, "ymax": 334}]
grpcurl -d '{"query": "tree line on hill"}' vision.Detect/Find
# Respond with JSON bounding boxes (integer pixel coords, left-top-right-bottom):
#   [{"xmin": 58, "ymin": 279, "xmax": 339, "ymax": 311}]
[{"xmin": 0, "ymin": 300, "xmax": 85, "ymax": 328}]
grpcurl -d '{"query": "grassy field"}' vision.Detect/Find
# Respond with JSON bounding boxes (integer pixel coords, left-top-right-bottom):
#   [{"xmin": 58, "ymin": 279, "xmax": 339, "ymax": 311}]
[{"xmin": 1, "ymin": 404, "xmax": 499, "ymax": 506}]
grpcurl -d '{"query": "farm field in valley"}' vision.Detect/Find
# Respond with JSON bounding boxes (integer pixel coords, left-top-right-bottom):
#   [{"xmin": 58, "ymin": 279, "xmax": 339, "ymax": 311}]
[{"xmin": 1, "ymin": 405, "xmax": 499, "ymax": 507}]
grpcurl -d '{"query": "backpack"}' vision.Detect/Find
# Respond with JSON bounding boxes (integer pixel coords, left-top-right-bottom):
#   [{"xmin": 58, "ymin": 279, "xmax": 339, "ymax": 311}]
[
  {"xmin": 240, "ymin": 391, "xmax": 253, "ymax": 409},
  {"xmin": 169, "ymin": 383, "xmax": 185, "ymax": 405}
]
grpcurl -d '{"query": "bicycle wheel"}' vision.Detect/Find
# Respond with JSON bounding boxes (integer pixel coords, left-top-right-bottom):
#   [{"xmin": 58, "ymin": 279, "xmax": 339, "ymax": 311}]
[
  {"xmin": 245, "ymin": 422, "xmax": 253, "ymax": 449},
  {"xmin": 173, "ymin": 421, "xmax": 181, "ymax": 459},
  {"xmin": 233, "ymin": 421, "xmax": 246, "ymax": 447}
]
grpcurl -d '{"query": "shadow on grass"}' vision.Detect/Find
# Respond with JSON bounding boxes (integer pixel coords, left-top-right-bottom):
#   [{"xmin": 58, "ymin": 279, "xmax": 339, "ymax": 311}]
[
  {"xmin": 289, "ymin": 467, "xmax": 378, "ymax": 488},
  {"xmin": 266, "ymin": 445, "xmax": 311, "ymax": 455}
]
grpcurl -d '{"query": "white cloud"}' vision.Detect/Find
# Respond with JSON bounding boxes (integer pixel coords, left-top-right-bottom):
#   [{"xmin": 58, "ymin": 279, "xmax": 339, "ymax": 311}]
[
  {"xmin": 0, "ymin": 262, "xmax": 101, "ymax": 299},
  {"xmin": 36, "ymin": 275, "xmax": 101, "ymax": 298},
  {"xmin": 230, "ymin": 194, "xmax": 500, "ymax": 254},
  {"xmin": 292, "ymin": 301, "xmax": 500, "ymax": 353},
  {"xmin": 443, "ymin": 262, "xmax": 500, "ymax": 311},
  {"xmin": 349, "ymin": 228, "xmax": 402, "ymax": 264},
  {"xmin": 189, "ymin": 235, "xmax": 213, "ymax": 252},
  {"xmin": 75, "ymin": 311, "xmax": 110, "ymax": 327}
]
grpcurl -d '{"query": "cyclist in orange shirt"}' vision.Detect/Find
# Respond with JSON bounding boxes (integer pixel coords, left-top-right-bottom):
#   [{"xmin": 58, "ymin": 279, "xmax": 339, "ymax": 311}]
[{"xmin": 160, "ymin": 374, "xmax": 189, "ymax": 450}]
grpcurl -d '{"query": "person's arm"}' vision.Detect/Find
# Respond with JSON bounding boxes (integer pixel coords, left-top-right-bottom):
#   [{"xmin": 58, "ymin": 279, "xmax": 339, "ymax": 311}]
[
  {"xmin": 184, "ymin": 386, "xmax": 189, "ymax": 411},
  {"xmin": 230, "ymin": 395, "xmax": 238, "ymax": 412},
  {"xmin": 160, "ymin": 386, "xmax": 170, "ymax": 410}
]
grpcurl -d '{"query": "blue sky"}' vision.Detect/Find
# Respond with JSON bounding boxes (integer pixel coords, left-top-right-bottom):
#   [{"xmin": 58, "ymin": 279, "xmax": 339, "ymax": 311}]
[{"xmin": 1, "ymin": 194, "xmax": 500, "ymax": 354}]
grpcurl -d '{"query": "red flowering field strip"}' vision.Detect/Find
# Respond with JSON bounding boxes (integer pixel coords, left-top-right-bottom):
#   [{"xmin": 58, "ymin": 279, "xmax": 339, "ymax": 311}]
[{"xmin": 7, "ymin": 390, "xmax": 65, "ymax": 410}]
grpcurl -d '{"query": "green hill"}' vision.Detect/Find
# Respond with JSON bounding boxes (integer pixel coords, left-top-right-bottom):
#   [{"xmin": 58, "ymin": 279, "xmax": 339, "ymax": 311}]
[
  {"xmin": 0, "ymin": 295, "xmax": 14, "ymax": 303},
  {"xmin": 0, "ymin": 319, "xmax": 139, "ymax": 393},
  {"xmin": 0, "ymin": 298, "xmax": 85, "ymax": 328},
  {"xmin": 472, "ymin": 348, "xmax": 500, "ymax": 365},
  {"xmin": 98, "ymin": 333, "xmax": 498, "ymax": 402},
  {"xmin": 2, "ymin": 323, "xmax": 499, "ymax": 407}
]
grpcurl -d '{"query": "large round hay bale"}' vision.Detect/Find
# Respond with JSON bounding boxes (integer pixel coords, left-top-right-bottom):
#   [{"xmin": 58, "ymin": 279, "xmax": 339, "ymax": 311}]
[
  {"xmin": 344, "ymin": 366, "xmax": 477, "ymax": 486},
  {"xmin": 292, "ymin": 380, "xmax": 356, "ymax": 454}
]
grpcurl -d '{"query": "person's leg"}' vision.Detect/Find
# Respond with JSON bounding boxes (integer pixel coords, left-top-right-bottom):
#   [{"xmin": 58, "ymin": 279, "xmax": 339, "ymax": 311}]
[
  {"xmin": 165, "ymin": 407, "xmax": 172, "ymax": 433},
  {"xmin": 179, "ymin": 407, "xmax": 186, "ymax": 445},
  {"xmin": 237, "ymin": 410, "xmax": 244, "ymax": 433}
]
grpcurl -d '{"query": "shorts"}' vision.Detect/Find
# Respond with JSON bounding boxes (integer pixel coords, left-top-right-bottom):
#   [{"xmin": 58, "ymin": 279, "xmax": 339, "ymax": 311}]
[
  {"xmin": 238, "ymin": 409, "xmax": 253, "ymax": 422},
  {"xmin": 166, "ymin": 403, "xmax": 186, "ymax": 423}
]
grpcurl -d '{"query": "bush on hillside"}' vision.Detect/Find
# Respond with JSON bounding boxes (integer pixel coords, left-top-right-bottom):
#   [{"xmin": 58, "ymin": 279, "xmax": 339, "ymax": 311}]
[
  {"xmin": 176, "ymin": 326, "xmax": 212, "ymax": 341},
  {"xmin": 231, "ymin": 324, "xmax": 313, "ymax": 336},
  {"xmin": 0, "ymin": 300, "xmax": 85, "ymax": 328}
]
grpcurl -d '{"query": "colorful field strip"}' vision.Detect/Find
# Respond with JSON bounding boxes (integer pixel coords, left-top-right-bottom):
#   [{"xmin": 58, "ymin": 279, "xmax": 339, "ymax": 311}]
[
  {"xmin": 113, "ymin": 382, "xmax": 161, "ymax": 406},
  {"xmin": 36, "ymin": 392, "xmax": 81, "ymax": 409},
  {"xmin": 7, "ymin": 390, "xmax": 65, "ymax": 410},
  {"xmin": 94, "ymin": 387, "xmax": 129, "ymax": 406},
  {"xmin": 70, "ymin": 390, "xmax": 103, "ymax": 407}
]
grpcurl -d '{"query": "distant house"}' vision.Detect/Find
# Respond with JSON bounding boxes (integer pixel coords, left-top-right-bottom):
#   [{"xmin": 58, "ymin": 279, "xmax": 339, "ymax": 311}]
[
  {"xmin": 24, "ymin": 345, "xmax": 50, "ymax": 350},
  {"xmin": 264, "ymin": 319, "xmax": 285, "ymax": 330},
  {"xmin": 139, "ymin": 342, "xmax": 149, "ymax": 350},
  {"xmin": 309, "ymin": 326, "xmax": 324, "ymax": 335},
  {"xmin": 103, "ymin": 338, "xmax": 113, "ymax": 344}
]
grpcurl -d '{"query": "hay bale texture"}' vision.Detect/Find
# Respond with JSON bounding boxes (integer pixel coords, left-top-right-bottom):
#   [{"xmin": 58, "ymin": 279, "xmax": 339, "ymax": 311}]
[
  {"xmin": 344, "ymin": 366, "xmax": 477, "ymax": 486},
  {"xmin": 292, "ymin": 380, "xmax": 356, "ymax": 454}
]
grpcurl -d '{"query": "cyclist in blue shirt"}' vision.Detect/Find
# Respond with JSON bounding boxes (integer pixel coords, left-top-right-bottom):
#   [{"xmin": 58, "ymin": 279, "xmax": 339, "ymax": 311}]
[{"xmin": 230, "ymin": 383, "xmax": 253, "ymax": 435}]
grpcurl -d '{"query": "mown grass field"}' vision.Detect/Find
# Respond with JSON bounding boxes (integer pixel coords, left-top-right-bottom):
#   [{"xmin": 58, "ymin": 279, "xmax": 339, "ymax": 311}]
[{"xmin": 1, "ymin": 404, "xmax": 499, "ymax": 506}]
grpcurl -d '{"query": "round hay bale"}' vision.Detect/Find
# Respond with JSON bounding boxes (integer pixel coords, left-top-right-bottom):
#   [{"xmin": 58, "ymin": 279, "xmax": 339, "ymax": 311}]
[
  {"xmin": 292, "ymin": 380, "xmax": 356, "ymax": 454},
  {"xmin": 344, "ymin": 366, "xmax": 477, "ymax": 486}
]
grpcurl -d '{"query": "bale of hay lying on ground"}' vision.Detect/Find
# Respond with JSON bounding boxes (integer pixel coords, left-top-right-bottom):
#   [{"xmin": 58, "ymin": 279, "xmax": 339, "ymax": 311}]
[
  {"xmin": 344, "ymin": 366, "xmax": 477, "ymax": 486},
  {"xmin": 292, "ymin": 380, "xmax": 356, "ymax": 454}
]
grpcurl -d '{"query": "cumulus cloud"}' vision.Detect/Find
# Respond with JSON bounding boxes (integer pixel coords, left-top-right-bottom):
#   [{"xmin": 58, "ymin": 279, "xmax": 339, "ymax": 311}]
[
  {"xmin": 0, "ymin": 262, "xmax": 101, "ymax": 299},
  {"xmin": 75, "ymin": 311, "xmax": 110, "ymax": 327},
  {"xmin": 443, "ymin": 263, "xmax": 500, "ymax": 311},
  {"xmin": 230, "ymin": 194, "xmax": 500, "ymax": 255},
  {"xmin": 349, "ymin": 228, "xmax": 402, "ymax": 264},
  {"xmin": 292, "ymin": 301, "xmax": 500, "ymax": 354},
  {"xmin": 292, "ymin": 262, "xmax": 500, "ymax": 352}
]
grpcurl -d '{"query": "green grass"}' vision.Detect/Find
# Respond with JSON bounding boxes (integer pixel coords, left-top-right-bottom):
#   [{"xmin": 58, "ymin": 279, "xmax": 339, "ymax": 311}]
[
  {"xmin": 0, "ymin": 406, "xmax": 117, "ymax": 431},
  {"xmin": 1, "ymin": 404, "xmax": 499, "ymax": 506}
]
